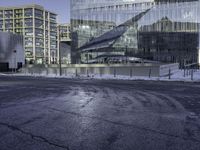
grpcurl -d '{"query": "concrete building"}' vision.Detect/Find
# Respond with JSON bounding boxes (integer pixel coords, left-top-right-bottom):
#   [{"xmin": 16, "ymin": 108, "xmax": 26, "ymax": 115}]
[
  {"xmin": 71, "ymin": 0, "xmax": 200, "ymax": 67},
  {"xmin": 0, "ymin": 31, "xmax": 24, "ymax": 72},
  {"xmin": 57, "ymin": 23, "xmax": 71, "ymax": 64},
  {"xmin": 57, "ymin": 23, "xmax": 71, "ymax": 43},
  {"xmin": 0, "ymin": 4, "xmax": 57, "ymax": 65}
]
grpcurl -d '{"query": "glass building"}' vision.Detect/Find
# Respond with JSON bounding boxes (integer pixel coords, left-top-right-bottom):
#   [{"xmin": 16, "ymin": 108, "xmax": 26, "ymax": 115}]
[
  {"xmin": 71, "ymin": 0, "xmax": 200, "ymax": 67},
  {"xmin": 0, "ymin": 4, "xmax": 57, "ymax": 64}
]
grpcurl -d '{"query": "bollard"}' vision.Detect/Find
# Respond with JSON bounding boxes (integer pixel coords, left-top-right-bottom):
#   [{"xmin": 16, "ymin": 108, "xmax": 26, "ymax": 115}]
[
  {"xmin": 168, "ymin": 68, "xmax": 171, "ymax": 80},
  {"xmin": 149, "ymin": 68, "xmax": 152, "ymax": 78},
  {"xmin": 65, "ymin": 69, "xmax": 67, "ymax": 76}
]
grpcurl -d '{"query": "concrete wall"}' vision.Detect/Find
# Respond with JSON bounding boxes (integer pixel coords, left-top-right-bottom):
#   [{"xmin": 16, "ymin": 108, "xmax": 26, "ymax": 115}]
[{"xmin": 23, "ymin": 63, "xmax": 179, "ymax": 77}]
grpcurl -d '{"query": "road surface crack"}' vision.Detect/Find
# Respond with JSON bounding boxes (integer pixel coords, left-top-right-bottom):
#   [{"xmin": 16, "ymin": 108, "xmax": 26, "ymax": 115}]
[
  {"xmin": 81, "ymin": 97, "xmax": 94, "ymax": 108},
  {"xmin": 0, "ymin": 122, "xmax": 70, "ymax": 150}
]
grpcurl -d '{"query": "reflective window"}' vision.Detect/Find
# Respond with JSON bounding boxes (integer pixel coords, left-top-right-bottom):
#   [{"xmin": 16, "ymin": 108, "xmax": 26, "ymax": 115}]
[{"xmin": 71, "ymin": 0, "xmax": 200, "ymax": 66}]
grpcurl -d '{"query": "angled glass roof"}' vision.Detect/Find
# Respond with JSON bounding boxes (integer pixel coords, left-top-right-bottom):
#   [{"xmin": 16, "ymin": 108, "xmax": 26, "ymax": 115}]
[{"xmin": 79, "ymin": 10, "xmax": 149, "ymax": 52}]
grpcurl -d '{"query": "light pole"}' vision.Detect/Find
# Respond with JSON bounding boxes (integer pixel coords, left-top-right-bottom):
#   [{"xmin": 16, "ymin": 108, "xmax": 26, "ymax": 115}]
[
  {"xmin": 59, "ymin": 27, "xmax": 62, "ymax": 76},
  {"xmin": 125, "ymin": 45, "xmax": 128, "ymax": 64}
]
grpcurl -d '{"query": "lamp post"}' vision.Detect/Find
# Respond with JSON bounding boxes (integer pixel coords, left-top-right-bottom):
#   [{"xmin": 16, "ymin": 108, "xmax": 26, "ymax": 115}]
[
  {"xmin": 13, "ymin": 50, "xmax": 17, "ymax": 73},
  {"xmin": 59, "ymin": 28, "xmax": 62, "ymax": 76}
]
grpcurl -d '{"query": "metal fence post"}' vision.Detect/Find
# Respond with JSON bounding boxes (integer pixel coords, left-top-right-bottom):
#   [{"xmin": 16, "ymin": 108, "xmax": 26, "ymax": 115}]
[
  {"xmin": 114, "ymin": 68, "xmax": 116, "ymax": 78},
  {"xmin": 169, "ymin": 68, "xmax": 171, "ymax": 80},
  {"xmin": 191, "ymin": 69, "xmax": 193, "ymax": 81},
  {"xmin": 149, "ymin": 68, "xmax": 151, "ymax": 78},
  {"xmin": 76, "ymin": 68, "xmax": 78, "ymax": 77},
  {"xmin": 184, "ymin": 67, "xmax": 185, "ymax": 77}
]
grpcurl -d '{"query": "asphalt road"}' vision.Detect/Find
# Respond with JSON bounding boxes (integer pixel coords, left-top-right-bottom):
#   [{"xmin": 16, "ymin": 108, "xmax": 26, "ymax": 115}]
[{"xmin": 0, "ymin": 76, "xmax": 200, "ymax": 150}]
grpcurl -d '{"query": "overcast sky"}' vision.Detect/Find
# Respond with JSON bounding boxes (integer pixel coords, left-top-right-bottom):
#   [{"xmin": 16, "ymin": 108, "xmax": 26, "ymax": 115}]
[{"xmin": 0, "ymin": 0, "xmax": 70, "ymax": 23}]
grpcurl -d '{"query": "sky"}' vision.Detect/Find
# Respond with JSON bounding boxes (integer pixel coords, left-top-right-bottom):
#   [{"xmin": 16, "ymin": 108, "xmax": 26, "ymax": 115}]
[{"xmin": 0, "ymin": 0, "xmax": 70, "ymax": 23}]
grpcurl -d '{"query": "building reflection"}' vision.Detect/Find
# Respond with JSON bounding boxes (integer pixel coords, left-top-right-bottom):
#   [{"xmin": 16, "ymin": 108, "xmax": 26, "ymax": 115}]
[{"xmin": 71, "ymin": 0, "xmax": 200, "ymax": 67}]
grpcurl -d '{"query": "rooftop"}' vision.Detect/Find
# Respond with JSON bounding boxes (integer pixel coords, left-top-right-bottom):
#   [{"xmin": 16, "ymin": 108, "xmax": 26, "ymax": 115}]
[{"xmin": 0, "ymin": 4, "xmax": 57, "ymax": 15}]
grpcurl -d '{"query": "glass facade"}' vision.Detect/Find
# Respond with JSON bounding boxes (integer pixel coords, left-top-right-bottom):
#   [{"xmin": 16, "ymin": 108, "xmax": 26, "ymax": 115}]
[{"xmin": 71, "ymin": 0, "xmax": 200, "ymax": 66}]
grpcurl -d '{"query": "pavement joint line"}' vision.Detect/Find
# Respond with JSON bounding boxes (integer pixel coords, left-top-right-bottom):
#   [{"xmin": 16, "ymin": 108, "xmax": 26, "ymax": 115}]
[
  {"xmin": 0, "ymin": 122, "xmax": 70, "ymax": 150},
  {"xmin": 46, "ymin": 106, "xmax": 200, "ymax": 144}
]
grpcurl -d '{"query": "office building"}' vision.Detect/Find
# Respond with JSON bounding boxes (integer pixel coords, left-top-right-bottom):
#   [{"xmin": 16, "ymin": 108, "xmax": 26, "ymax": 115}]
[
  {"xmin": 0, "ymin": 32, "xmax": 24, "ymax": 72},
  {"xmin": 0, "ymin": 4, "xmax": 57, "ymax": 64},
  {"xmin": 71, "ymin": 0, "xmax": 200, "ymax": 67}
]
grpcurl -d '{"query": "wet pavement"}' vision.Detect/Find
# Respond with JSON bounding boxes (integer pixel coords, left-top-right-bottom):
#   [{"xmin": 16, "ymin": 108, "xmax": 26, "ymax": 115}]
[{"xmin": 0, "ymin": 76, "xmax": 200, "ymax": 150}]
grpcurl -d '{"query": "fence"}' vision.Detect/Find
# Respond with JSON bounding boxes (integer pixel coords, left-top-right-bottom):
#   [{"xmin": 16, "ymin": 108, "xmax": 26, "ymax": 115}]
[{"xmin": 22, "ymin": 63, "xmax": 179, "ymax": 79}]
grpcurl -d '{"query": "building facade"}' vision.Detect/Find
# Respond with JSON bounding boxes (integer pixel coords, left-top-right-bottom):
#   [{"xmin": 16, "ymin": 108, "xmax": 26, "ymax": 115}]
[
  {"xmin": 57, "ymin": 23, "xmax": 71, "ymax": 42},
  {"xmin": 71, "ymin": 0, "xmax": 200, "ymax": 67},
  {"xmin": 57, "ymin": 23, "xmax": 71, "ymax": 64},
  {"xmin": 0, "ymin": 4, "xmax": 57, "ymax": 65},
  {"xmin": 0, "ymin": 31, "xmax": 24, "ymax": 72}
]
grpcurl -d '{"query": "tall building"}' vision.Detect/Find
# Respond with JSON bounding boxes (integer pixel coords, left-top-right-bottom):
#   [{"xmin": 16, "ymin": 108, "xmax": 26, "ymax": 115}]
[
  {"xmin": 71, "ymin": 0, "xmax": 200, "ymax": 67},
  {"xmin": 0, "ymin": 4, "xmax": 58, "ymax": 64}
]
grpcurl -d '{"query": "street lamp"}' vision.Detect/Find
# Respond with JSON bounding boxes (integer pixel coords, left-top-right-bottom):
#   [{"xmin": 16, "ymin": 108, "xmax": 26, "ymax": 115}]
[{"xmin": 59, "ymin": 28, "xmax": 62, "ymax": 76}]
